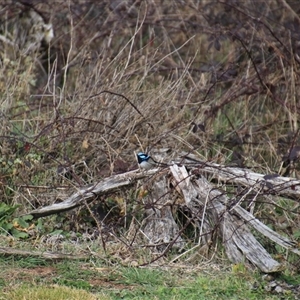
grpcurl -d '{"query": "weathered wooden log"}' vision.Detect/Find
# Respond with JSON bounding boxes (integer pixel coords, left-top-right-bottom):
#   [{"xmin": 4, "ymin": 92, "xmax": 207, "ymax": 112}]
[
  {"xmin": 233, "ymin": 205, "xmax": 300, "ymax": 256},
  {"xmin": 141, "ymin": 171, "xmax": 185, "ymax": 250},
  {"xmin": 26, "ymin": 161, "xmax": 300, "ymax": 272},
  {"xmin": 180, "ymin": 155, "xmax": 300, "ymax": 201},
  {"xmin": 170, "ymin": 164, "xmax": 283, "ymax": 273},
  {"xmin": 28, "ymin": 170, "xmax": 153, "ymax": 218},
  {"xmin": 28, "ymin": 161, "xmax": 300, "ymax": 219}
]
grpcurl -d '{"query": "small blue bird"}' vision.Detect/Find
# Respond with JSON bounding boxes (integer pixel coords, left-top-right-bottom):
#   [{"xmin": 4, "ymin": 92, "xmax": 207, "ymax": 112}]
[{"xmin": 137, "ymin": 152, "xmax": 158, "ymax": 170}]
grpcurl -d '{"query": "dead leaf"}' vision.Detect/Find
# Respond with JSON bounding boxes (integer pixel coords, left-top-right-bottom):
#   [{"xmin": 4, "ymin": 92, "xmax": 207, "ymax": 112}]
[{"xmin": 82, "ymin": 138, "xmax": 89, "ymax": 149}]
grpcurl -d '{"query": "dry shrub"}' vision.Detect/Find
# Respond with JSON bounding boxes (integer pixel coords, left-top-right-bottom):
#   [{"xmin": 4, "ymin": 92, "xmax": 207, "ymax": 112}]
[{"xmin": 0, "ymin": 0, "xmax": 300, "ymax": 266}]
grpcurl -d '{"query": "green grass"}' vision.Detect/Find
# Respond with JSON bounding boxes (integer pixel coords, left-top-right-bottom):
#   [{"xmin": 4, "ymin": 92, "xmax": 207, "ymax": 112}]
[
  {"xmin": 0, "ymin": 254, "xmax": 297, "ymax": 300},
  {"xmin": 1, "ymin": 285, "xmax": 103, "ymax": 300}
]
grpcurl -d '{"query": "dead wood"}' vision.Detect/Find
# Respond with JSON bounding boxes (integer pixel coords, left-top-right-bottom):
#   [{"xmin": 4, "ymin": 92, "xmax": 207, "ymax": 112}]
[
  {"xmin": 0, "ymin": 247, "xmax": 88, "ymax": 260},
  {"xmin": 25, "ymin": 161, "xmax": 300, "ymax": 272},
  {"xmin": 141, "ymin": 171, "xmax": 185, "ymax": 251},
  {"xmin": 28, "ymin": 170, "xmax": 152, "ymax": 218},
  {"xmin": 170, "ymin": 164, "xmax": 283, "ymax": 273},
  {"xmin": 28, "ymin": 162, "xmax": 300, "ymax": 219},
  {"xmin": 180, "ymin": 155, "xmax": 300, "ymax": 201},
  {"xmin": 233, "ymin": 205, "xmax": 300, "ymax": 256}
]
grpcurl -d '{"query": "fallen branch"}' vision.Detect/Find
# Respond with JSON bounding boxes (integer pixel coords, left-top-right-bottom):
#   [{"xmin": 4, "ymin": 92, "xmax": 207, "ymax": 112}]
[
  {"xmin": 0, "ymin": 247, "xmax": 88, "ymax": 260},
  {"xmin": 181, "ymin": 155, "xmax": 300, "ymax": 201},
  {"xmin": 28, "ymin": 169, "xmax": 152, "ymax": 218},
  {"xmin": 171, "ymin": 164, "xmax": 285, "ymax": 273},
  {"xmin": 25, "ymin": 161, "xmax": 300, "ymax": 272}
]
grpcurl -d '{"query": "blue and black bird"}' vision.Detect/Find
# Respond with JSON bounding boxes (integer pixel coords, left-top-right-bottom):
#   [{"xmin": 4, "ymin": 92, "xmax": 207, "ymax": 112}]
[
  {"xmin": 137, "ymin": 152, "xmax": 157, "ymax": 170},
  {"xmin": 137, "ymin": 151, "xmax": 171, "ymax": 170}
]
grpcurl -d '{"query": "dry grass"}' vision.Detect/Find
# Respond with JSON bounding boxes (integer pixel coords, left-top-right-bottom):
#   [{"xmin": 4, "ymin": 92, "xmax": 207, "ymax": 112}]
[{"xmin": 0, "ymin": 0, "xmax": 300, "ymax": 273}]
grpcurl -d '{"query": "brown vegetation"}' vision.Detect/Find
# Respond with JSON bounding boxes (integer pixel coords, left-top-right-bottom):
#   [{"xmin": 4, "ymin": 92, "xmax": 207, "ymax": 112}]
[{"xmin": 1, "ymin": 0, "xmax": 300, "ymax": 272}]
